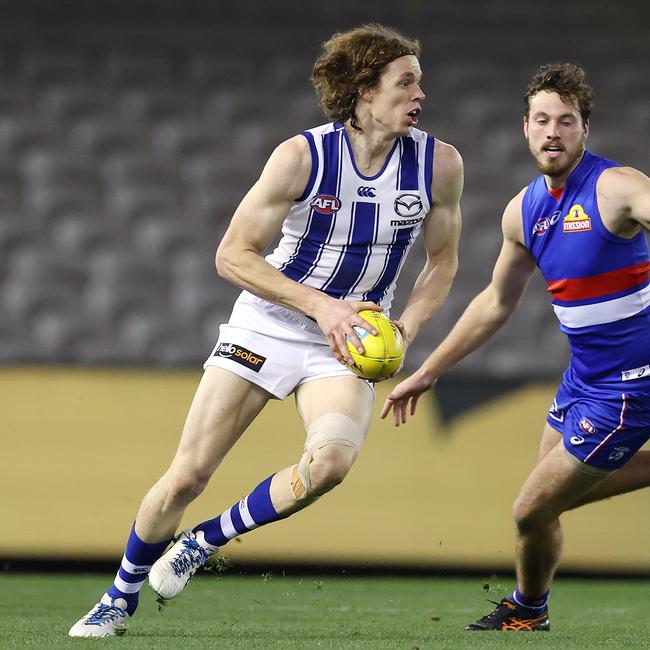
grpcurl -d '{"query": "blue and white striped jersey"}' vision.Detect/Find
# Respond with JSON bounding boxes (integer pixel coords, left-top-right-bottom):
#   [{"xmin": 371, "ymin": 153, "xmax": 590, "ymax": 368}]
[{"xmin": 265, "ymin": 121, "xmax": 435, "ymax": 313}]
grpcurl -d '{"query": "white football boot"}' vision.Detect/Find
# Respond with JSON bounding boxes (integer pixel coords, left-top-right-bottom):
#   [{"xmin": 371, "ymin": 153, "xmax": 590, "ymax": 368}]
[
  {"xmin": 149, "ymin": 529, "xmax": 218, "ymax": 600},
  {"xmin": 68, "ymin": 593, "xmax": 130, "ymax": 637}
]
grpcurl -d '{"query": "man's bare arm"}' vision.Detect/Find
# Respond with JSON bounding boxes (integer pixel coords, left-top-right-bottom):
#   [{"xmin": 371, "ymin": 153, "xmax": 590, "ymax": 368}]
[
  {"xmin": 216, "ymin": 135, "xmax": 382, "ymax": 364},
  {"xmin": 381, "ymin": 190, "xmax": 537, "ymax": 424},
  {"xmin": 397, "ymin": 141, "xmax": 463, "ymax": 347}
]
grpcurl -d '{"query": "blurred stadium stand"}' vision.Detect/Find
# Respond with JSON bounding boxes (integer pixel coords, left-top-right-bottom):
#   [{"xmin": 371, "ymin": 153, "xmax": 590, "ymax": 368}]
[{"xmin": 0, "ymin": 0, "xmax": 648, "ymax": 375}]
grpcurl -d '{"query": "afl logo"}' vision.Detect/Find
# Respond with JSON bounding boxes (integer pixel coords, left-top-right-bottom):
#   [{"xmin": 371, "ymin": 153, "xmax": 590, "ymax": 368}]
[
  {"xmin": 579, "ymin": 417, "xmax": 596, "ymax": 434},
  {"xmin": 310, "ymin": 194, "xmax": 341, "ymax": 214},
  {"xmin": 533, "ymin": 210, "xmax": 561, "ymax": 237},
  {"xmin": 394, "ymin": 193, "xmax": 423, "ymax": 218},
  {"xmin": 533, "ymin": 218, "xmax": 550, "ymax": 236}
]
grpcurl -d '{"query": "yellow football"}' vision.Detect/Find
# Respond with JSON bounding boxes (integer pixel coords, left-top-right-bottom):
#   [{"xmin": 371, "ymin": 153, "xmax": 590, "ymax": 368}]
[{"xmin": 346, "ymin": 310, "xmax": 405, "ymax": 381}]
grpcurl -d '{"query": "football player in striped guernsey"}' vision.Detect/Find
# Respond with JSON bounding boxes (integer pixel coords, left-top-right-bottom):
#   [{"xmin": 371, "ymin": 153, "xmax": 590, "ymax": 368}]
[
  {"xmin": 69, "ymin": 24, "xmax": 463, "ymax": 636},
  {"xmin": 382, "ymin": 62, "xmax": 650, "ymax": 632}
]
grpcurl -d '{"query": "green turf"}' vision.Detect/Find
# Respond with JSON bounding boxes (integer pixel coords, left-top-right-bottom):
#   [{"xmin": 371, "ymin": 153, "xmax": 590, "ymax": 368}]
[{"xmin": 0, "ymin": 573, "xmax": 647, "ymax": 648}]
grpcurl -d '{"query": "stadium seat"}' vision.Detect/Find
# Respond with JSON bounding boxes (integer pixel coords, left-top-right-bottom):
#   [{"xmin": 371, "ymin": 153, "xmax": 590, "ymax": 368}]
[
  {"xmin": 169, "ymin": 277, "xmax": 236, "ymax": 332},
  {"xmin": 69, "ymin": 117, "xmax": 151, "ymax": 158},
  {"xmin": 105, "ymin": 52, "xmax": 173, "ymax": 89},
  {"xmin": 120, "ymin": 88, "xmax": 196, "ymax": 126},
  {"xmin": 267, "ymin": 57, "xmax": 313, "ymax": 92},
  {"xmin": 0, "ymin": 163, "xmax": 21, "ymax": 208},
  {"xmin": 204, "ymin": 88, "xmax": 287, "ymax": 126},
  {"xmin": 106, "ymin": 184, "xmax": 183, "ymax": 231},
  {"xmin": 0, "ymin": 213, "xmax": 37, "ymax": 257},
  {"xmin": 22, "ymin": 151, "xmax": 101, "ymax": 193},
  {"xmin": 23, "ymin": 184, "xmax": 101, "ymax": 227},
  {"xmin": 130, "ymin": 214, "xmax": 201, "ymax": 260},
  {"xmin": 47, "ymin": 211, "xmax": 122, "ymax": 260},
  {"xmin": 37, "ymin": 85, "xmax": 117, "ymax": 126},
  {"xmin": 85, "ymin": 254, "xmax": 169, "ymax": 316},
  {"xmin": 102, "ymin": 155, "xmax": 182, "ymax": 192},
  {"xmin": 1, "ymin": 250, "xmax": 89, "ymax": 362},
  {"xmin": 22, "ymin": 50, "xmax": 90, "ymax": 86},
  {"xmin": 0, "ymin": 85, "xmax": 34, "ymax": 120},
  {"xmin": 186, "ymin": 55, "xmax": 256, "ymax": 91},
  {"xmin": 0, "ymin": 116, "xmax": 58, "ymax": 157},
  {"xmin": 151, "ymin": 119, "xmax": 226, "ymax": 160}
]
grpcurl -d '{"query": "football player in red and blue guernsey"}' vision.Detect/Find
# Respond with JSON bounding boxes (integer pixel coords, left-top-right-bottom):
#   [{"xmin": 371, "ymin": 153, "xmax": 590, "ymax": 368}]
[{"xmin": 381, "ymin": 62, "xmax": 650, "ymax": 631}]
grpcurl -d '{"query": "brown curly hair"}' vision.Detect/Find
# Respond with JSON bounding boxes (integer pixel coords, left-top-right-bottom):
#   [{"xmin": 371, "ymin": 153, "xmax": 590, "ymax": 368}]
[
  {"xmin": 524, "ymin": 63, "xmax": 594, "ymax": 123},
  {"xmin": 311, "ymin": 24, "xmax": 420, "ymax": 128}
]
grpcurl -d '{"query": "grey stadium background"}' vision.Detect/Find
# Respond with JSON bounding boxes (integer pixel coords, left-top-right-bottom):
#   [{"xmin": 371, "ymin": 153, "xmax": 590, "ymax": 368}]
[{"xmin": 1, "ymin": 0, "xmax": 648, "ymax": 379}]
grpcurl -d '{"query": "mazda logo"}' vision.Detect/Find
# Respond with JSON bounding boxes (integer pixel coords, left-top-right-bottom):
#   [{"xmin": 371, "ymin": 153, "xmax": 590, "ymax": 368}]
[{"xmin": 394, "ymin": 193, "xmax": 423, "ymax": 218}]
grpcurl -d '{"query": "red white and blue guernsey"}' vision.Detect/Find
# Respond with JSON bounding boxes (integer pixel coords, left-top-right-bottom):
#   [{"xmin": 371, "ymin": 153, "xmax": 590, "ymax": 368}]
[
  {"xmin": 264, "ymin": 121, "xmax": 434, "ymax": 312},
  {"xmin": 522, "ymin": 150, "xmax": 650, "ymax": 470}
]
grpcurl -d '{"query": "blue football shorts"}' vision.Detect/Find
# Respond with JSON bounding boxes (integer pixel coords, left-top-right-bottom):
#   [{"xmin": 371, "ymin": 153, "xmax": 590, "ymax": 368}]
[{"xmin": 547, "ymin": 371, "xmax": 650, "ymax": 470}]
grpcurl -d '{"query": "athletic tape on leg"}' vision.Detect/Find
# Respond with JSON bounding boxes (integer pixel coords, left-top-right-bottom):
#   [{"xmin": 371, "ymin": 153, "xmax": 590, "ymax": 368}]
[
  {"xmin": 304, "ymin": 413, "xmax": 367, "ymax": 455},
  {"xmin": 290, "ymin": 463, "xmax": 309, "ymax": 500},
  {"xmin": 290, "ymin": 414, "xmax": 367, "ymax": 502}
]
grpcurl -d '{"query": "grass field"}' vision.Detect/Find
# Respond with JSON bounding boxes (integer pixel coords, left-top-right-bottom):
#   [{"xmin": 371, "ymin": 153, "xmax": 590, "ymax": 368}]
[{"xmin": 0, "ymin": 572, "xmax": 647, "ymax": 648}]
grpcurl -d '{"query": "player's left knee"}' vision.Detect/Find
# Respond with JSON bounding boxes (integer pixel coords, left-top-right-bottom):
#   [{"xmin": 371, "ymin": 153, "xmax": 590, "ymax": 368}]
[
  {"xmin": 512, "ymin": 496, "xmax": 558, "ymax": 532},
  {"xmin": 308, "ymin": 444, "xmax": 357, "ymax": 495},
  {"xmin": 290, "ymin": 413, "xmax": 367, "ymax": 502}
]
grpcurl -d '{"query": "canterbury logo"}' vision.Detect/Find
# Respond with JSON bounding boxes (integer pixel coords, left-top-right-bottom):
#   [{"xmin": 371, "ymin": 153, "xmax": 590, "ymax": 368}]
[{"xmin": 357, "ymin": 186, "xmax": 376, "ymax": 198}]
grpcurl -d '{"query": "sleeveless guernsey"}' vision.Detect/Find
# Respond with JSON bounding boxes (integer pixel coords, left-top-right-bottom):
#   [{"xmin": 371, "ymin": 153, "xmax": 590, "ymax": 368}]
[
  {"xmin": 264, "ymin": 121, "xmax": 435, "ymax": 313},
  {"xmin": 522, "ymin": 151, "xmax": 650, "ymax": 392}
]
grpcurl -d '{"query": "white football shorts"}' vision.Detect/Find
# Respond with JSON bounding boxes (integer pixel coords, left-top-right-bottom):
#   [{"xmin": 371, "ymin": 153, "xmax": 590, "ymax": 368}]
[{"xmin": 204, "ymin": 291, "xmax": 368, "ymax": 399}]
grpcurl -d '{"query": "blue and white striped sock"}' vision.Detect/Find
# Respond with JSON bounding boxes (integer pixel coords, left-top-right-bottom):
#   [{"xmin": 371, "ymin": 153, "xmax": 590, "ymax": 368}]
[
  {"xmin": 511, "ymin": 587, "xmax": 549, "ymax": 615},
  {"xmin": 106, "ymin": 524, "xmax": 172, "ymax": 615},
  {"xmin": 193, "ymin": 474, "xmax": 284, "ymax": 547}
]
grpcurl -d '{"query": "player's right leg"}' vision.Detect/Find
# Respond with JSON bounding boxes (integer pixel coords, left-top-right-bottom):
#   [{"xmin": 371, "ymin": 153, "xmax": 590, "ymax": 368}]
[
  {"xmin": 466, "ymin": 441, "xmax": 606, "ymax": 632},
  {"xmin": 468, "ymin": 384, "xmax": 649, "ymax": 632},
  {"xmin": 68, "ymin": 367, "xmax": 270, "ymax": 637}
]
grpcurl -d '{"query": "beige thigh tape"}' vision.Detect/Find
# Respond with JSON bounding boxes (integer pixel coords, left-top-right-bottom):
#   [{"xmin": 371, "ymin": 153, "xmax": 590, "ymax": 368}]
[
  {"xmin": 291, "ymin": 414, "xmax": 368, "ymax": 501},
  {"xmin": 304, "ymin": 413, "xmax": 368, "ymax": 455}
]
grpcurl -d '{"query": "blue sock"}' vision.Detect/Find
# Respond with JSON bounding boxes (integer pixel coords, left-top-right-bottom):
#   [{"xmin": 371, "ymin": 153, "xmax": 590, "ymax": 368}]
[
  {"xmin": 511, "ymin": 587, "xmax": 549, "ymax": 615},
  {"xmin": 106, "ymin": 524, "xmax": 172, "ymax": 615},
  {"xmin": 194, "ymin": 474, "xmax": 284, "ymax": 547}
]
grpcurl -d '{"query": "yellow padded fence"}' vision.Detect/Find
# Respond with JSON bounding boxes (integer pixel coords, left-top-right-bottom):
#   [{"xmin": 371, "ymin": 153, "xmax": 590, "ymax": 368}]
[{"xmin": 1, "ymin": 367, "xmax": 648, "ymax": 571}]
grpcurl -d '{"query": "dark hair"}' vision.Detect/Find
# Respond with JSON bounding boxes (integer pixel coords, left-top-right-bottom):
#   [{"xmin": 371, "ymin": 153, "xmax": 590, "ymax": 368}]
[
  {"xmin": 524, "ymin": 63, "xmax": 594, "ymax": 123},
  {"xmin": 311, "ymin": 23, "xmax": 420, "ymax": 128}
]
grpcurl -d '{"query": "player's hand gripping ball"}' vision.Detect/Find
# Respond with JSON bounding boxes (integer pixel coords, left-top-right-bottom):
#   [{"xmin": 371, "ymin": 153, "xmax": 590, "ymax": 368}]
[{"xmin": 346, "ymin": 310, "xmax": 405, "ymax": 381}]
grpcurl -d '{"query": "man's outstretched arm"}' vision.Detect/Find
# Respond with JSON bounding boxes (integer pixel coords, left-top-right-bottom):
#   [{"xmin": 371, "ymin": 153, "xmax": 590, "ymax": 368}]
[{"xmin": 381, "ymin": 190, "xmax": 537, "ymax": 425}]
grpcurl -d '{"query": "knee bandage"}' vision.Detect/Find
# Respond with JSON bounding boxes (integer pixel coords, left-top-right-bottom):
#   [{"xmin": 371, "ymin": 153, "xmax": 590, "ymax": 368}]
[{"xmin": 290, "ymin": 413, "xmax": 367, "ymax": 501}]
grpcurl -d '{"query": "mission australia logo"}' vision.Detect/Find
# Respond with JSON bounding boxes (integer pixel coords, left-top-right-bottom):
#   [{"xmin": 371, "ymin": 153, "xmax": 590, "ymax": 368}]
[{"xmin": 391, "ymin": 193, "xmax": 424, "ymax": 228}]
